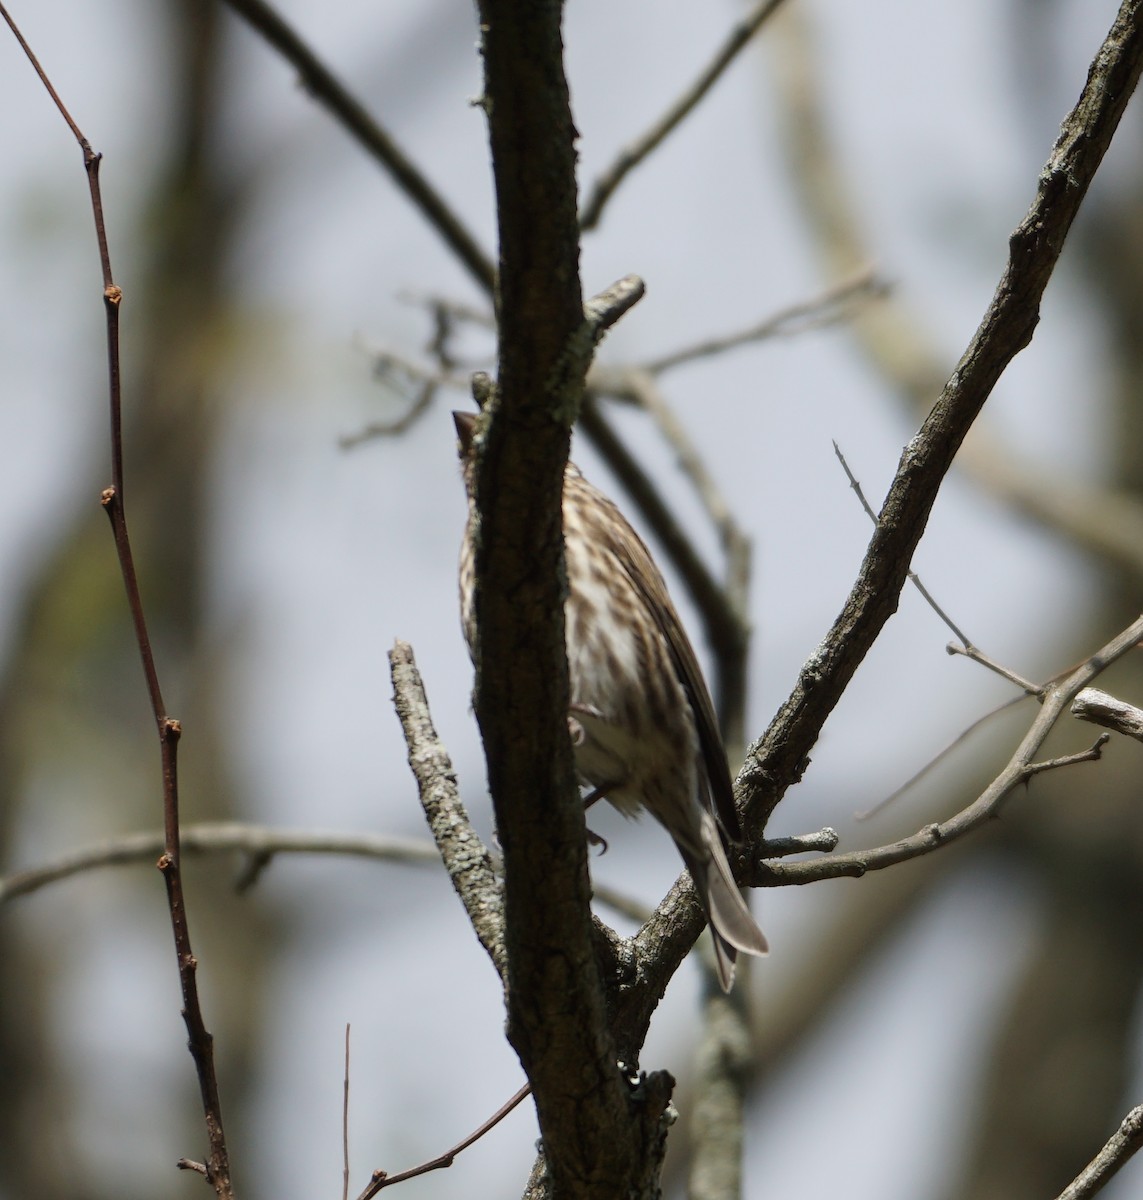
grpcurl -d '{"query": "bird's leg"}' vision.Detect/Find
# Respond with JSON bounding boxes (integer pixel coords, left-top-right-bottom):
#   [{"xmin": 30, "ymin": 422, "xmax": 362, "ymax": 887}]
[{"xmin": 583, "ymin": 785, "xmax": 612, "ymax": 854}]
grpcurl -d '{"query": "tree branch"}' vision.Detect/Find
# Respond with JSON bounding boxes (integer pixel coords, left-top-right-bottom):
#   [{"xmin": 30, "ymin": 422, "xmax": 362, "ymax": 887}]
[
  {"xmin": 470, "ymin": 3, "xmax": 670, "ymax": 1195},
  {"xmin": 759, "ymin": 616, "xmax": 1142, "ymax": 886},
  {"xmin": 219, "ymin": 0, "xmax": 496, "ymax": 295},
  {"xmin": 0, "ymin": 7, "xmax": 235, "ymax": 1192},
  {"xmin": 771, "ymin": 3, "xmax": 1143, "ymax": 585},
  {"xmin": 1072, "ymin": 687, "xmax": 1143, "ymax": 742},
  {"xmin": 388, "ymin": 641, "xmax": 506, "ymax": 979},
  {"xmin": 0, "ymin": 822, "xmax": 439, "ymax": 905},
  {"xmin": 738, "ymin": 0, "xmax": 1143, "ymax": 836},
  {"xmin": 1055, "ymin": 1104, "xmax": 1143, "ymax": 1200},
  {"xmin": 579, "ymin": 0, "xmax": 788, "ymax": 231}
]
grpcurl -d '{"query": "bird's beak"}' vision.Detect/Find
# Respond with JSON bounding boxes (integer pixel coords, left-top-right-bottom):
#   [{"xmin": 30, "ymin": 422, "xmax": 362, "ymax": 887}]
[{"xmin": 453, "ymin": 410, "xmax": 477, "ymax": 456}]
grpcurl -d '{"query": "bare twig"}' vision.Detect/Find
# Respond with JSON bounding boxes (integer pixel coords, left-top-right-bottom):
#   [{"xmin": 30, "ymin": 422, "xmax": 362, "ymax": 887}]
[
  {"xmin": 342, "ymin": 1025, "xmax": 351, "ymax": 1200},
  {"xmin": 1072, "ymin": 687, "xmax": 1143, "ymax": 742},
  {"xmin": 355, "ymin": 1083, "xmax": 532, "ymax": 1199},
  {"xmin": 833, "ymin": 442, "xmax": 975, "ymax": 649},
  {"xmin": 637, "ymin": 268, "xmax": 887, "ymax": 375},
  {"xmin": 219, "ymin": 0, "xmax": 495, "ymax": 295},
  {"xmin": 338, "ymin": 395, "xmax": 435, "ymax": 448},
  {"xmin": 580, "ymin": 0, "xmax": 788, "ymax": 231},
  {"xmin": 1055, "ymin": 1104, "xmax": 1143, "ymax": 1200},
  {"xmin": 0, "ymin": 8, "xmax": 234, "ymax": 1194},
  {"xmin": 761, "ymin": 827, "xmax": 840, "ymax": 857},
  {"xmin": 946, "ymin": 641, "xmax": 1043, "ymax": 694},
  {"xmin": 761, "ymin": 617, "xmax": 1142, "ymax": 887},
  {"xmin": 632, "ymin": 375, "xmax": 747, "ymax": 575},
  {"xmin": 739, "ymin": 2, "xmax": 1143, "ymax": 839},
  {"xmin": 772, "ymin": 3, "xmax": 1143, "ymax": 584},
  {"xmin": 856, "ymin": 694, "xmax": 1031, "ymax": 821},
  {"xmin": 584, "ymin": 274, "xmax": 647, "ymax": 340},
  {"xmin": 387, "ymin": 642, "xmax": 506, "ymax": 981},
  {"xmin": 0, "ymin": 823, "xmax": 440, "ymax": 904}
]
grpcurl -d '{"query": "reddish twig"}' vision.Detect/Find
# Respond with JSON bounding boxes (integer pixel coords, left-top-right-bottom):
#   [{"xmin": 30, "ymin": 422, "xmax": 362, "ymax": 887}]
[
  {"xmin": 355, "ymin": 1082, "xmax": 532, "ymax": 1199},
  {"xmin": 0, "ymin": 7, "xmax": 233, "ymax": 1196}
]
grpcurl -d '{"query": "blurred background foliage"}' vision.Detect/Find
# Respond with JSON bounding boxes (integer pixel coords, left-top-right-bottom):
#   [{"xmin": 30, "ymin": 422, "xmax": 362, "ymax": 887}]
[{"xmin": 0, "ymin": 1, "xmax": 1140, "ymax": 1198}]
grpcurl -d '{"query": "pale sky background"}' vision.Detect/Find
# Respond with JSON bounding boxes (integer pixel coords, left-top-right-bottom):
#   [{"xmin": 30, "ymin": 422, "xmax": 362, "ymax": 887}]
[{"xmin": 0, "ymin": 0, "xmax": 1138, "ymax": 1197}]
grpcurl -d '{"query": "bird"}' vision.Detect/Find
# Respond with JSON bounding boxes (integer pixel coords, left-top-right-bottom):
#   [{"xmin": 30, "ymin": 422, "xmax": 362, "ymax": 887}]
[{"xmin": 454, "ymin": 409, "xmax": 767, "ymax": 990}]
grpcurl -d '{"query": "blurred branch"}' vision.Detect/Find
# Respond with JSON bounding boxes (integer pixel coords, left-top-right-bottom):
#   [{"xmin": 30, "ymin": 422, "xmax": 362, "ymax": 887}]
[
  {"xmin": 1056, "ymin": 1104, "xmax": 1143, "ymax": 1200},
  {"xmin": 578, "ymin": 396, "xmax": 746, "ymax": 682},
  {"xmin": 689, "ymin": 983, "xmax": 754, "ymax": 1200},
  {"xmin": 771, "ymin": 3, "xmax": 1143, "ymax": 583},
  {"xmin": 585, "ymin": 375, "xmax": 753, "ymax": 745},
  {"xmin": 856, "ymin": 694, "xmax": 1030, "ymax": 821},
  {"xmin": 218, "ymin": 0, "xmax": 496, "ymax": 294},
  {"xmin": 2, "ymin": 814, "xmax": 780, "ymax": 942},
  {"xmin": 636, "ymin": 267, "xmax": 887, "ymax": 375},
  {"xmin": 579, "ymin": 0, "xmax": 788, "ymax": 231},
  {"xmin": 741, "ymin": 0, "xmax": 1143, "ymax": 835},
  {"xmin": 388, "ymin": 642, "xmax": 506, "ymax": 981},
  {"xmin": 342, "ymin": 1026, "xmax": 351, "ymax": 1200},
  {"xmin": 1072, "ymin": 687, "xmax": 1143, "ymax": 742},
  {"xmin": 0, "ymin": 823, "xmax": 441, "ymax": 905},
  {"xmin": 760, "ymin": 616, "xmax": 1142, "ymax": 887},
  {"xmin": 0, "ymin": 7, "xmax": 235, "ymax": 1194}
]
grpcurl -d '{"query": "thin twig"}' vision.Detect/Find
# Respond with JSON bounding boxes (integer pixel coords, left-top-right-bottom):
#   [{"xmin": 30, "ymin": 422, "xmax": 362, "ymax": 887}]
[
  {"xmin": 219, "ymin": 0, "xmax": 495, "ymax": 295},
  {"xmin": 339, "ymin": 387, "xmax": 437, "ymax": 448},
  {"xmin": 580, "ymin": 0, "xmax": 789, "ymax": 231},
  {"xmin": 342, "ymin": 1025, "xmax": 351, "ymax": 1200},
  {"xmin": 637, "ymin": 267, "xmax": 887, "ymax": 375},
  {"xmin": 0, "ymin": 8, "xmax": 234, "ymax": 1194},
  {"xmin": 945, "ymin": 641, "xmax": 1044, "ymax": 694},
  {"xmin": 833, "ymin": 441, "xmax": 975, "ymax": 649},
  {"xmin": 1055, "ymin": 1103, "xmax": 1143, "ymax": 1200},
  {"xmin": 1024, "ymin": 736, "xmax": 1109, "ymax": 776},
  {"xmin": 762, "ymin": 616, "xmax": 1142, "ymax": 886},
  {"xmin": 856, "ymin": 694, "xmax": 1031, "ymax": 821},
  {"xmin": 772, "ymin": 2, "xmax": 1143, "ymax": 583},
  {"xmin": 355, "ymin": 1083, "xmax": 532, "ymax": 1199},
  {"xmin": 0, "ymin": 823, "xmax": 440, "ymax": 904}
]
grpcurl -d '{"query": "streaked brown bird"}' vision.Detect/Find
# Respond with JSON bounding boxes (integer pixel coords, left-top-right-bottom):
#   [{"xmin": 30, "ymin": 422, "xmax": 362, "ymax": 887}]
[{"xmin": 454, "ymin": 410, "xmax": 767, "ymax": 990}]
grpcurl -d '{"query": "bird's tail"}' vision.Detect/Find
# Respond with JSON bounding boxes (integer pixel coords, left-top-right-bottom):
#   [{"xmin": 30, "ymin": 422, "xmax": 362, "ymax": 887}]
[{"xmin": 681, "ymin": 811, "xmax": 768, "ymax": 992}]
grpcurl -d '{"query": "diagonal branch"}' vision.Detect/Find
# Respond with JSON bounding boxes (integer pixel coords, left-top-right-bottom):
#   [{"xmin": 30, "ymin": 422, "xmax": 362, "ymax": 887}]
[
  {"xmin": 1056, "ymin": 1104, "xmax": 1143, "ymax": 1200},
  {"xmin": 772, "ymin": 4, "xmax": 1143, "ymax": 585},
  {"xmin": 737, "ymin": 0, "xmax": 1143, "ymax": 836},
  {"xmin": 579, "ymin": 0, "xmax": 788, "ymax": 231},
  {"xmin": 388, "ymin": 642, "xmax": 506, "ymax": 979},
  {"xmin": 219, "ymin": 0, "xmax": 496, "ymax": 295}
]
